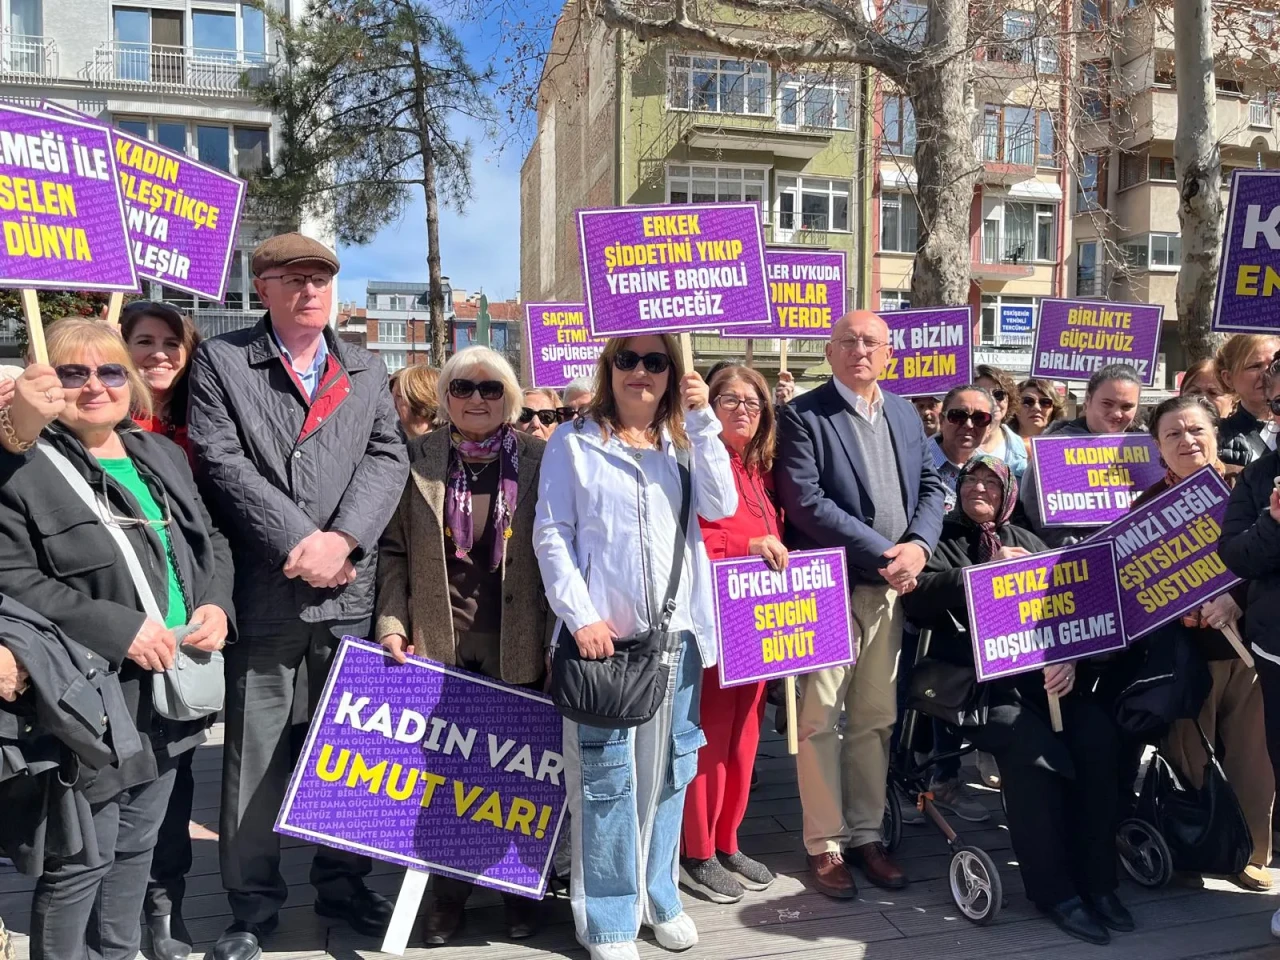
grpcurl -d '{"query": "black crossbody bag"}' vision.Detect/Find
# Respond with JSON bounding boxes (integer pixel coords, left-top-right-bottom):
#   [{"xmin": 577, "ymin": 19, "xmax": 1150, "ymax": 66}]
[{"xmin": 551, "ymin": 447, "xmax": 691, "ymax": 728}]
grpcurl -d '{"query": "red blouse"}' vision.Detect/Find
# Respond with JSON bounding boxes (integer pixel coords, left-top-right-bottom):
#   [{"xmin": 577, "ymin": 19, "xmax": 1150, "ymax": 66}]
[
  {"xmin": 133, "ymin": 414, "xmax": 190, "ymax": 456},
  {"xmin": 698, "ymin": 448, "xmax": 781, "ymax": 561}
]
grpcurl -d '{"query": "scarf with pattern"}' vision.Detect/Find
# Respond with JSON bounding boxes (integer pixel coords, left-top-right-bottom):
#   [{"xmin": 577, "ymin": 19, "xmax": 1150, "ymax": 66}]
[{"xmin": 444, "ymin": 424, "xmax": 519, "ymax": 572}]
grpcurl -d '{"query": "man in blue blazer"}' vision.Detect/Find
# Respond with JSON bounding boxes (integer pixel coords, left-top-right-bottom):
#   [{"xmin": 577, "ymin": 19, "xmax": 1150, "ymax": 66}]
[{"xmin": 775, "ymin": 309, "xmax": 947, "ymax": 898}]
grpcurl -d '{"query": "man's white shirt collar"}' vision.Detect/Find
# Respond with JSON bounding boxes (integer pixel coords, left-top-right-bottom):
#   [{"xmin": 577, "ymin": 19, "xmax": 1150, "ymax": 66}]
[{"xmin": 833, "ymin": 377, "xmax": 884, "ymax": 424}]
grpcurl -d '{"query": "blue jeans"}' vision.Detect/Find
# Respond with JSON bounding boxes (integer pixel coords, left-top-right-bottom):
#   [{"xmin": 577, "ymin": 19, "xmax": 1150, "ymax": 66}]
[{"xmin": 563, "ymin": 632, "xmax": 705, "ymax": 945}]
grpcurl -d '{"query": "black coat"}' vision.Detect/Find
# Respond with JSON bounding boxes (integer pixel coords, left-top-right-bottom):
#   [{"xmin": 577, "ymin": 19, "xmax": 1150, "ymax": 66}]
[
  {"xmin": 1220, "ymin": 450, "xmax": 1280, "ymax": 657},
  {"xmin": 0, "ymin": 423, "xmax": 235, "ymax": 801},
  {"xmin": 1218, "ymin": 406, "xmax": 1267, "ymax": 470},
  {"xmin": 187, "ymin": 315, "xmax": 408, "ymax": 626}
]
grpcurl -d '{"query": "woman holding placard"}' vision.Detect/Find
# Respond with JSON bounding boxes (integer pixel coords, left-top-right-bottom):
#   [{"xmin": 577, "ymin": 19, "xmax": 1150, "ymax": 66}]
[
  {"xmin": 903, "ymin": 456, "xmax": 1132, "ymax": 946},
  {"xmin": 535, "ymin": 335, "xmax": 735, "ymax": 960},
  {"xmin": 678, "ymin": 364, "xmax": 784, "ymax": 904},
  {"xmin": 1137, "ymin": 395, "xmax": 1274, "ymax": 890},
  {"xmin": 1215, "ymin": 334, "xmax": 1279, "ymax": 469}
]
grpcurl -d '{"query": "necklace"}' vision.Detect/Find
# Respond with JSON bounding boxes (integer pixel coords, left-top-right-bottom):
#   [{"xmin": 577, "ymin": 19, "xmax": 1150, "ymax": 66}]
[{"xmin": 463, "ymin": 458, "xmax": 495, "ymax": 483}]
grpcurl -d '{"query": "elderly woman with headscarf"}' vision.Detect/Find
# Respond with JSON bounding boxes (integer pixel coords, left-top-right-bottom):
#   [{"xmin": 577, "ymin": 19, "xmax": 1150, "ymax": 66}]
[{"xmin": 902, "ymin": 456, "xmax": 1132, "ymax": 947}]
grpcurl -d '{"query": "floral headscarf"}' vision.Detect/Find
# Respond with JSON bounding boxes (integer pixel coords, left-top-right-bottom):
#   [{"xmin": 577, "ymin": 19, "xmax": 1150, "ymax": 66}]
[{"xmin": 950, "ymin": 454, "xmax": 1019, "ymax": 563}]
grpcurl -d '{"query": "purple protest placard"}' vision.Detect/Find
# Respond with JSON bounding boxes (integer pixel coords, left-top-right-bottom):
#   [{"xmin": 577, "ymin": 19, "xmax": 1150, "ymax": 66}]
[
  {"xmin": 964, "ymin": 541, "xmax": 1126, "ymax": 682},
  {"xmin": 1215, "ymin": 169, "xmax": 1280, "ymax": 333},
  {"xmin": 730, "ymin": 249, "xmax": 847, "ymax": 338},
  {"xmin": 878, "ymin": 306, "xmax": 973, "ymax": 398},
  {"xmin": 0, "ymin": 103, "xmax": 137, "ymax": 291},
  {"xmin": 525, "ymin": 302, "xmax": 605, "ymax": 388},
  {"xmin": 1031, "ymin": 298, "xmax": 1163, "ymax": 385},
  {"xmin": 1087, "ymin": 467, "xmax": 1240, "ymax": 640},
  {"xmin": 276, "ymin": 638, "xmax": 567, "ymax": 898},
  {"xmin": 711, "ymin": 548, "xmax": 854, "ymax": 687},
  {"xmin": 1030, "ymin": 434, "xmax": 1165, "ymax": 527},
  {"xmin": 576, "ymin": 202, "xmax": 771, "ymax": 336}
]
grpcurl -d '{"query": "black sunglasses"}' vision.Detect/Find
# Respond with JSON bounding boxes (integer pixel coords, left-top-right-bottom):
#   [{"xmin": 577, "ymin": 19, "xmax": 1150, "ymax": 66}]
[
  {"xmin": 990, "ymin": 389, "xmax": 1007, "ymax": 402},
  {"xmin": 1021, "ymin": 395, "xmax": 1055, "ymax": 410},
  {"xmin": 613, "ymin": 350, "xmax": 672, "ymax": 375},
  {"xmin": 519, "ymin": 407, "xmax": 558, "ymax": 426},
  {"xmin": 449, "ymin": 378, "xmax": 504, "ymax": 401},
  {"xmin": 1270, "ymin": 397, "xmax": 1280, "ymax": 416},
  {"xmin": 56, "ymin": 363, "xmax": 129, "ymax": 389},
  {"xmin": 945, "ymin": 408, "xmax": 993, "ymax": 429},
  {"xmin": 555, "ymin": 406, "xmax": 577, "ymax": 422}
]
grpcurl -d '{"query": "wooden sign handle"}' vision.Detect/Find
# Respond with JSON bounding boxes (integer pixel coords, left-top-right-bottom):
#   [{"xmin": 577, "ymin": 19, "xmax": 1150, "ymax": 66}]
[
  {"xmin": 744, "ymin": 339, "xmax": 755, "ymax": 369},
  {"xmin": 784, "ymin": 675, "xmax": 799, "ymax": 756},
  {"xmin": 1047, "ymin": 691, "xmax": 1063, "ymax": 733},
  {"xmin": 779, "ymin": 338, "xmax": 789, "ymax": 375},
  {"xmin": 21, "ymin": 289, "xmax": 46, "ymax": 365},
  {"xmin": 679, "ymin": 333, "xmax": 695, "ymax": 374},
  {"xmin": 381, "ymin": 867, "xmax": 429, "ymax": 955},
  {"xmin": 1222, "ymin": 621, "xmax": 1255, "ymax": 669},
  {"xmin": 103, "ymin": 292, "xmax": 123, "ymax": 330}
]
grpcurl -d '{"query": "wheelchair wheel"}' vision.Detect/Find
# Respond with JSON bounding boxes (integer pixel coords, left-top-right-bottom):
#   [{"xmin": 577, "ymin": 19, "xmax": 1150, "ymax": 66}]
[
  {"xmin": 1116, "ymin": 817, "xmax": 1173, "ymax": 888},
  {"xmin": 882, "ymin": 787, "xmax": 904, "ymax": 853},
  {"xmin": 949, "ymin": 845, "xmax": 1003, "ymax": 925}
]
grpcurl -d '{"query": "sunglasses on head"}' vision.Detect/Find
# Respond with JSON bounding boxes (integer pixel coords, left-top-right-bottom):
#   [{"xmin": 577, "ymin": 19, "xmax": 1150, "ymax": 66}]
[
  {"xmin": 945, "ymin": 408, "xmax": 993, "ymax": 429},
  {"xmin": 449, "ymin": 379, "xmax": 504, "ymax": 401},
  {"xmin": 613, "ymin": 350, "xmax": 671, "ymax": 374},
  {"xmin": 56, "ymin": 363, "xmax": 128, "ymax": 389},
  {"xmin": 1021, "ymin": 395, "xmax": 1055, "ymax": 410},
  {"xmin": 519, "ymin": 407, "xmax": 558, "ymax": 426}
]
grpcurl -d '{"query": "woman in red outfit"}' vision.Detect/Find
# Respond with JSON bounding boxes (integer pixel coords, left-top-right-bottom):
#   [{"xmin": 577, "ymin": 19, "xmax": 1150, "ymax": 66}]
[
  {"xmin": 680, "ymin": 364, "xmax": 788, "ymax": 903},
  {"xmin": 121, "ymin": 301, "xmax": 201, "ymax": 453}
]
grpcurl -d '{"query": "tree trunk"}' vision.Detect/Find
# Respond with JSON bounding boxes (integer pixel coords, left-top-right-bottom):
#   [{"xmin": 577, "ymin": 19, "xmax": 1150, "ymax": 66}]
[
  {"xmin": 409, "ymin": 41, "xmax": 448, "ymax": 366},
  {"xmin": 1173, "ymin": 0, "xmax": 1225, "ymax": 364}
]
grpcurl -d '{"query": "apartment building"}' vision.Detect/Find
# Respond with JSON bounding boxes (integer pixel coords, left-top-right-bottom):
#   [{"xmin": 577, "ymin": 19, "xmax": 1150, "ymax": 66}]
[
  {"xmin": 0, "ymin": 0, "xmax": 329, "ymax": 344},
  {"xmin": 363, "ymin": 279, "xmax": 451, "ymax": 372}
]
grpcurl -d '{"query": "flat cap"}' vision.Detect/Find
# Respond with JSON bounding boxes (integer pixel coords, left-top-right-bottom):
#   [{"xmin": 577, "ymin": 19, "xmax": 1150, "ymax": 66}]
[{"xmin": 251, "ymin": 232, "xmax": 340, "ymax": 277}]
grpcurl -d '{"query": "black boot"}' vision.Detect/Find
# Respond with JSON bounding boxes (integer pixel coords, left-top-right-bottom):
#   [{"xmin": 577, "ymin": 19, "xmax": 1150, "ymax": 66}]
[
  {"xmin": 147, "ymin": 911, "xmax": 192, "ymax": 960},
  {"xmin": 1040, "ymin": 896, "xmax": 1110, "ymax": 946}
]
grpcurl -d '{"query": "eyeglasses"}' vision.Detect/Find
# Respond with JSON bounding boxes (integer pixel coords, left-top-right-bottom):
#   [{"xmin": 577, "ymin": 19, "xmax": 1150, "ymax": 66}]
[
  {"xmin": 990, "ymin": 389, "xmax": 1007, "ymax": 402},
  {"xmin": 613, "ymin": 350, "xmax": 672, "ymax": 374},
  {"xmin": 1021, "ymin": 395, "xmax": 1055, "ymax": 410},
  {"xmin": 449, "ymin": 379, "xmax": 504, "ymax": 401},
  {"xmin": 960, "ymin": 475, "xmax": 1000, "ymax": 491},
  {"xmin": 259, "ymin": 272, "xmax": 333, "ymax": 291},
  {"xmin": 519, "ymin": 407, "xmax": 558, "ymax": 426},
  {"xmin": 554, "ymin": 406, "xmax": 577, "ymax": 422},
  {"xmin": 835, "ymin": 336, "xmax": 887, "ymax": 353},
  {"xmin": 56, "ymin": 363, "xmax": 129, "ymax": 389},
  {"xmin": 98, "ymin": 471, "xmax": 171, "ymax": 530},
  {"xmin": 945, "ymin": 408, "xmax": 993, "ymax": 429},
  {"xmin": 714, "ymin": 395, "xmax": 762, "ymax": 415}
]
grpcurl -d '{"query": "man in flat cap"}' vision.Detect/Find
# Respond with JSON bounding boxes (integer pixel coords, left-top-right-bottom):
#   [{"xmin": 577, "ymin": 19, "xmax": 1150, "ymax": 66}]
[{"xmin": 188, "ymin": 233, "xmax": 407, "ymax": 959}]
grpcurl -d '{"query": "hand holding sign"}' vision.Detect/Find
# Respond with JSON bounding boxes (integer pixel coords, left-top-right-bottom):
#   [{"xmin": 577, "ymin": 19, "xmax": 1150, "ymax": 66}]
[
  {"xmin": 0, "ymin": 364, "xmax": 63, "ymax": 452},
  {"xmin": 748, "ymin": 535, "xmax": 789, "ymax": 571},
  {"xmin": 680, "ymin": 371, "xmax": 709, "ymax": 411}
]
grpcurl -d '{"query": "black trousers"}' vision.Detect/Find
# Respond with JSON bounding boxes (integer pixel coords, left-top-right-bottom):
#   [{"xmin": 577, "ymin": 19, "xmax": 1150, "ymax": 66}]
[
  {"xmin": 995, "ymin": 695, "xmax": 1120, "ymax": 908},
  {"xmin": 144, "ymin": 749, "xmax": 195, "ymax": 917},
  {"xmin": 30, "ymin": 758, "xmax": 178, "ymax": 960},
  {"xmin": 219, "ymin": 618, "xmax": 372, "ymax": 924},
  {"xmin": 1254, "ymin": 653, "xmax": 1280, "ymax": 792}
]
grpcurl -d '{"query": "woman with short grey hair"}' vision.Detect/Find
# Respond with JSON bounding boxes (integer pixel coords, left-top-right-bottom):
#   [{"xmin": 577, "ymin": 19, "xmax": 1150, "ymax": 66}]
[{"xmin": 435, "ymin": 346, "xmax": 524, "ymax": 426}]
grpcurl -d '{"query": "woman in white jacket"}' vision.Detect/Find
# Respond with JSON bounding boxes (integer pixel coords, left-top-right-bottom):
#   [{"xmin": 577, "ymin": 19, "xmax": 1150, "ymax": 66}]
[{"xmin": 534, "ymin": 334, "xmax": 736, "ymax": 960}]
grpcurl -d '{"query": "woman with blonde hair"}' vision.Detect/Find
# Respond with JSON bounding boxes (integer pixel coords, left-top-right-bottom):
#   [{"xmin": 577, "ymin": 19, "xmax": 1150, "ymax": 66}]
[
  {"xmin": 535, "ymin": 334, "xmax": 735, "ymax": 960},
  {"xmin": 1215, "ymin": 334, "xmax": 1280, "ymax": 468},
  {"xmin": 389, "ymin": 363, "xmax": 440, "ymax": 438}
]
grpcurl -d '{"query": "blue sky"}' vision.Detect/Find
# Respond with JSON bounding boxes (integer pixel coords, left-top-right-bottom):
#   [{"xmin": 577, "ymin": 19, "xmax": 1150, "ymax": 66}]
[{"xmin": 337, "ymin": 4, "xmax": 555, "ymax": 308}]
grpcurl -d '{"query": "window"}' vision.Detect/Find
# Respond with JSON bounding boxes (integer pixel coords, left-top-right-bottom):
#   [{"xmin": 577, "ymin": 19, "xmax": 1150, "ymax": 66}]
[
  {"xmin": 10, "ymin": 0, "xmax": 40, "ymax": 36},
  {"xmin": 1216, "ymin": 77, "xmax": 1245, "ymax": 96},
  {"xmin": 1082, "ymin": 61, "xmax": 1109, "ymax": 120},
  {"xmin": 225, "ymin": 252, "xmax": 246, "ymax": 309},
  {"xmin": 192, "ymin": 10, "xmax": 236, "ymax": 57},
  {"xmin": 1036, "ymin": 204, "xmax": 1056, "ymax": 261},
  {"xmin": 383, "ymin": 350, "xmax": 407, "ymax": 374},
  {"xmin": 196, "ymin": 124, "xmax": 231, "ymax": 171},
  {"xmin": 1077, "ymin": 153, "xmax": 1105, "ymax": 212},
  {"xmin": 380, "ymin": 321, "xmax": 407, "ymax": 343},
  {"xmin": 157, "ymin": 121, "xmax": 185, "ymax": 153},
  {"xmin": 995, "ymin": 201, "xmax": 1056, "ymax": 263},
  {"xmin": 1003, "ymin": 106, "xmax": 1035, "ymax": 165},
  {"xmin": 1082, "ymin": 0, "xmax": 1107, "ymax": 29},
  {"xmin": 115, "ymin": 117, "xmax": 148, "ymax": 138},
  {"xmin": 243, "ymin": 4, "xmax": 267, "ymax": 62},
  {"xmin": 778, "ymin": 177, "xmax": 851, "ymax": 233},
  {"xmin": 880, "ymin": 191, "xmax": 919, "ymax": 252},
  {"xmin": 234, "ymin": 127, "xmax": 268, "ymax": 176},
  {"xmin": 1036, "ymin": 37, "xmax": 1059, "ymax": 74},
  {"xmin": 1255, "ymin": 12, "xmax": 1278, "ymax": 39},
  {"xmin": 980, "ymin": 295, "xmax": 1036, "ymax": 345},
  {"xmin": 880, "ymin": 291, "xmax": 911, "ymax": 311},
  {"xmin": 1077, "ymin": 241, "xmax": 1101, "ymax": 295},
  {"xmin": 1151, "ymin": 233, "xmax": 1181, "ymax": 266},
  {"xmin": 779, "ymin": 75, "xmax": 853, "ymax": 130},
  {"xmin": 667, "ymin": 54, "xmax": 770, "ymax": 116},
  {"xmin": 1119, "ymin": 151, "xmax": 1145, "ymax": 190},
  {"xmin": 980, "ymin": 105, "xmax": 1054, "ymax": 166},
  {"xmin": 1154, "ymin": 68, "xmax": 1176, "ymax": 88},
  {"xmin": 883, "ymin": 1, "xmax": 928, "ymax": 48},
  {"xmin": 667, "ymin": 165, "xmax": 767, "ymax": 208},
  {"xmin": 1149, "ymin": 155, "xmax": 1176, "ymax": 180},
  {"xmin": 881, "ymin": 93, "xmax": 916, "ymax": 155},
  {"xmin": 1037, "ymin": 110, "xmax": 1057, "ymax": 165},
  {"xmin": 1001, "ymin": 11, "xmax": 1033, "ymax": 63}
]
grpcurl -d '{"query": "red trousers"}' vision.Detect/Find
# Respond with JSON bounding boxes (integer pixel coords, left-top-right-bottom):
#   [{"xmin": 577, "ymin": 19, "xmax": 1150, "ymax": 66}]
[{"xmin": 682, "ymin": 668, "xmax": 766, "ymax": 860}]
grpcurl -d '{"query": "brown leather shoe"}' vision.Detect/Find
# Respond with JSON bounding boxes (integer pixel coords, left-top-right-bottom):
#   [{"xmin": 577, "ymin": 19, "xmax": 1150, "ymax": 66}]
[
  {"xmin": 423, "ymin": 899, "xmax": 465, "ymax": 946},
  {"xmin": 808, "ymin": 852, "xmax": 857, "ymax": 899},
  {"xmin": 846, "ymin": 841, "xmax": 908, "ymax": 890}
]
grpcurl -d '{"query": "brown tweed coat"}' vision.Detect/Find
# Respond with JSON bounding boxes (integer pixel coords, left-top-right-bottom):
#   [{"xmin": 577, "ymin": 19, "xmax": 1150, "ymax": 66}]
[{"xmin": 375, "ymin": 427, "xmax": 550, "ymax": 684}]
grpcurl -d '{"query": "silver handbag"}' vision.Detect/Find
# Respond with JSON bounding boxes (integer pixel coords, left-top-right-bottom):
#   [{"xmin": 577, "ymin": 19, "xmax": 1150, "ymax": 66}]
[{"xmin": 39, "ymin": 443, "xmax": 225, "ymax": 722}]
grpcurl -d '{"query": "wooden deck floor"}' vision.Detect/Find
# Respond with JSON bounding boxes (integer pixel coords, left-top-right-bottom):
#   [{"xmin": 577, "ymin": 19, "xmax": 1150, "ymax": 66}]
[{"xmin": 2, "ymin": 714, "xmax": 1278, "ymax": 960}]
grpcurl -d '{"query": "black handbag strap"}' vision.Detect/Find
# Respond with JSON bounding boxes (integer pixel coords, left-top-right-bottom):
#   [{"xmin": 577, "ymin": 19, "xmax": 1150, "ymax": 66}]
[{"xmin": 654, "ymin": 446, "xmax": 693, "ymax": 634}]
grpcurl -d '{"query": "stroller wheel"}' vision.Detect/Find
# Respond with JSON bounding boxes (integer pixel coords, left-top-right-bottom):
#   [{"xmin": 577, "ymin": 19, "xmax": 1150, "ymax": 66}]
[
  {"xmin": 1116, "ymin": 818, "xmax": 1173, "ymax": 888},
  {"xmin": 882, "ymin": 787, "xmax": 904, "ymax": 853},
  {"xmin": 948, "ymin": 846, "xmax": 1003, "ymax": 925}
]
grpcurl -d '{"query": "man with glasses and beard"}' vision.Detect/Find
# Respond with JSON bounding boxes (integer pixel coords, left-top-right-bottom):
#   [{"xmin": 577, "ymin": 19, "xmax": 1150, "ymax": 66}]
[{"xmin": 188, "ymin": 233, "xmax": 407, "ymax": 960}]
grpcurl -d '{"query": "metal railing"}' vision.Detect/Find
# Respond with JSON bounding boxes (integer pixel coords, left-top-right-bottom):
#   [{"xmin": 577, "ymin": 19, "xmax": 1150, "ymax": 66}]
[
  {"xmin": 1075, "ymin": 272, "xmax": 1107, "ymax": 297},
  {"xmin": 979, "ymin": 232, "xmax": 1035, "ymax": 264},
  {"xmin": 83, "ymin": 43, "xmax": 276, "ymax": 96},
  {"xmin": 1250, "ymin": 99, "xmax": 1272, "ymax": 128},
  {"xmin": 0, "ymin": 33, "xmax": 57, "ymax": 79},
  {"xmin": 977, "ymin": 127, "xmax": 1035, "ymax": 165},
  {"xmin": 691, "ymin": 334, "xmax": 828, "ymax": 356},
  {"xmin": 193, "ymin": 309, "xmax": 263, "ymax": 339}
]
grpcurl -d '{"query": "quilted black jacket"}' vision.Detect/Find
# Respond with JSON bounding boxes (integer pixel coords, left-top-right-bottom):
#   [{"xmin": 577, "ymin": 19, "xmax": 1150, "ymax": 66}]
[
  {"xmin": 1220, "ymin": 449, "xmax": 1280, "ymax": 658},
  {"xmin": 187, "ymin": 315, "xmax": 407, "ymax": 626},
  {"xmin": 1218, "ymin": 406, "xmax": 1267, "ymax": 469}
]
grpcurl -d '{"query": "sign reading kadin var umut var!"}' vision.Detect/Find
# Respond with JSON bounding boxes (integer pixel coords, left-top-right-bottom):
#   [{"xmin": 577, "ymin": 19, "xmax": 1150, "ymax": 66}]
[
  {"xmin": 711, "ymin": 548, "xmax": 855, "ymax": 688},
  {"xmin": 1031, "ymin": 298, "xmax": 1163, "ymax": 385},
  {"xmin": 0, "ymin": 103, "xmax": 137, "ymax": 291},
  {"xmin": 1087, "ymin": 467, "xmax": 1241, "ymax": 640},
  {"xmin": 576, "ymin": 202, "xmax": 772, "ymax": 336},
  {"xmin": 963, "ymin": 541, "xmax": 1126, "ymax": 683},
  {"xmin": 276, "ymin": 639, "xmax": 567, "ymax": 899},
  {"xmin": 1215, "ymin": 169, "xmax": 1280, "ymax": 334},
  {"xmin": 1031, "ymin": 434, "xmax": 1165, "ymax": 527},
  {"xmin": 877, "ymin": 306, "xmax": 973, "ymax": 398},
  {"xmin": 524, "ymin": 302, "xmax": 606, "ymax": 388},
  {"xmin": 730, "ymin": 249, "xmax": 847, "ymax": 339}
]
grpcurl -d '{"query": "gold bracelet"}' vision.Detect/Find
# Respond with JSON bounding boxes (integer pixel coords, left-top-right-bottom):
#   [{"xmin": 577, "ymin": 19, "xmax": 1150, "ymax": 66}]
[{"xmin": 0, "ymin": 405, "xmax": 35, "ymax": 452}]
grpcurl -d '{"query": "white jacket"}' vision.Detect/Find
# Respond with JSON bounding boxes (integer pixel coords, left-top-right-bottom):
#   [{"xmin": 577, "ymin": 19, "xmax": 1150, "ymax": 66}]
[{"xmin": 533, "ymin": 405, "xmax": 737, "ymax": 668}]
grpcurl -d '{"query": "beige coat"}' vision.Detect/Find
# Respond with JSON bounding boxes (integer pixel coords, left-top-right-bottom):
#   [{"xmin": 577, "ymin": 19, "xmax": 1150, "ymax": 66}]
[{"xmin": 375, "ymin": 427, "xmax": 550, "ymax": 684}]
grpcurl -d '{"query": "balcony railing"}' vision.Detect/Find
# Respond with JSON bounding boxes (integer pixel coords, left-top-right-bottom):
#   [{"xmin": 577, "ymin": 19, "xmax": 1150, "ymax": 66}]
[
  {"xmin": 977, "ymin": 127, "xmax": 1036, "ymax": 166},
  {"xmin": 690, "ymin": 334, "xmax": 828, "ymax": 357},
  {"xmin": 193, "ymin": 309, "xmax": 263, "ymax": 339},
  {"xmin": 1076, "ymin": 272, "xmax": 1107, "ymax": 297},
  {"xmin": 83, "ymin": 43, "xmax": 277, "ymax": 97},
  {"xmin": 979, "ymin": 232, "xmax": 1036, "ymax": 264},
  {"xmin": 1250, "ymin": 99, "xmax": 1272, "ymax": 128},
  {"xmin": 0, "ymin": 33, "xmax": 58, "ymax": 80}
]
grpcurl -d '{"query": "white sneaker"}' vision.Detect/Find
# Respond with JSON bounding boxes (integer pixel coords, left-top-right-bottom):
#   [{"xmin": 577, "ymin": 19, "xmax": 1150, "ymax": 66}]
[
  {"xmin": 650, "ymin": 912, "xmax": 699, "ymax": 951},
  {"xmin": 1271, "ymin": 905, "xmax": 1280, "ymax": 939},
  {"xmin": 586, "ymin": 941, "xmax": 642, "ymax": 960}
]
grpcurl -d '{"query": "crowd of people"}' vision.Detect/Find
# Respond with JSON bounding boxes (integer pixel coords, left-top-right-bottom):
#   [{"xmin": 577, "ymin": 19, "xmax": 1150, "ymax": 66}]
[{"xmin": 0, "ymin": 230, "xmax": 1278, "ymax": 960}]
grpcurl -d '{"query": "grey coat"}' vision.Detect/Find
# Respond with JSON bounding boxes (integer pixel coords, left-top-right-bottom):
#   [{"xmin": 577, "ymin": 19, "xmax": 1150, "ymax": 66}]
[{"xmin": 188, "ymin": 315, "xmax": 408, "ymax": 626}]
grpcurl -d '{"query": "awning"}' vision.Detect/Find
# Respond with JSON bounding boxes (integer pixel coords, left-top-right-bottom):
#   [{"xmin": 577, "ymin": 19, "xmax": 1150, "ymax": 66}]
[
  {"xmin": 1007, "ymin": 179, "xmax": 1064, "ymax": 202},
  {"xmin": 881, "ymin": 167, "xmax": 918, "ymax": 190}
]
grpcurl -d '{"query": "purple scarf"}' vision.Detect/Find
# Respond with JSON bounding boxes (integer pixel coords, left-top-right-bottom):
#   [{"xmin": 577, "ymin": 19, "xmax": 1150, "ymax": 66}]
[
  {"xmin": 949, "ymin": 454, "xmax": 1018, "ymax": 562},
  {"xmin": 444, "ymin": 424, "xmax": 519, "ymax": 572}
]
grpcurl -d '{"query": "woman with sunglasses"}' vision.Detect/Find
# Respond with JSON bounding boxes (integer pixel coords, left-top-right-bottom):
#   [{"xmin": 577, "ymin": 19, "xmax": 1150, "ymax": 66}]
[
  {"xmin": 520, "ymin": 387, "xmax": 564, "ymax": 441},
  {"xmin": 121, "ymin": 301, "xmax": 201, "ymax": 455},
  {"xmin": 1013, "ymin": 378, "xmax": 1064, "ymax": 453},
  {"xmin": 535, "ymin": 335, "xmax": 735, "ymax": 960},
  {"xmin": 974, "ymin": 365, "xmax": 1027, "ymax": 480},
  {"xmin": 376, "ymin": 345, "xmax": 551, "ymax": 945},
  {"xmin": 679, "ymin": 365, "xmax": 784, "ymax": 904},
  {"xmin": 0, "ymin": 320, "xmax": 233, "ymax": 960}
]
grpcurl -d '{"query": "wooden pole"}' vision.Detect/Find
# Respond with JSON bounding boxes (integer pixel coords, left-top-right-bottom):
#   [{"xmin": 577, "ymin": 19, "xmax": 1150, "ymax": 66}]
[
  {"xmin": 679, "ymin": 332, "xmax": 695, "ymax": 374},
  {"xmin": 21, "ymin": 290, "xmax": 46, "ymax": 364},
  {"xmin": 778, "ymin": 338, "xmax": 789, "ymax": 374},
  {"xmin": 784, "ymin": 675, "xmax": 799, "ymax": 756},
  {"xmin": 1222, "ymin": 621, "xmax": 1255, "ymax": 668},
  {"xmin": 104, "ymin": 292, "xmax": 123, "ymax": 330},
  {"xmin": 381, "ymin": 867, "xmax": 429, "ymax": 955},
  {"xmin": 744, "ymin": 338, "xmax": 754, "ymax": 369},
  {"xmin": 1047, "ymin": 692, "xmax": 1063, "ymax": 733}
]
